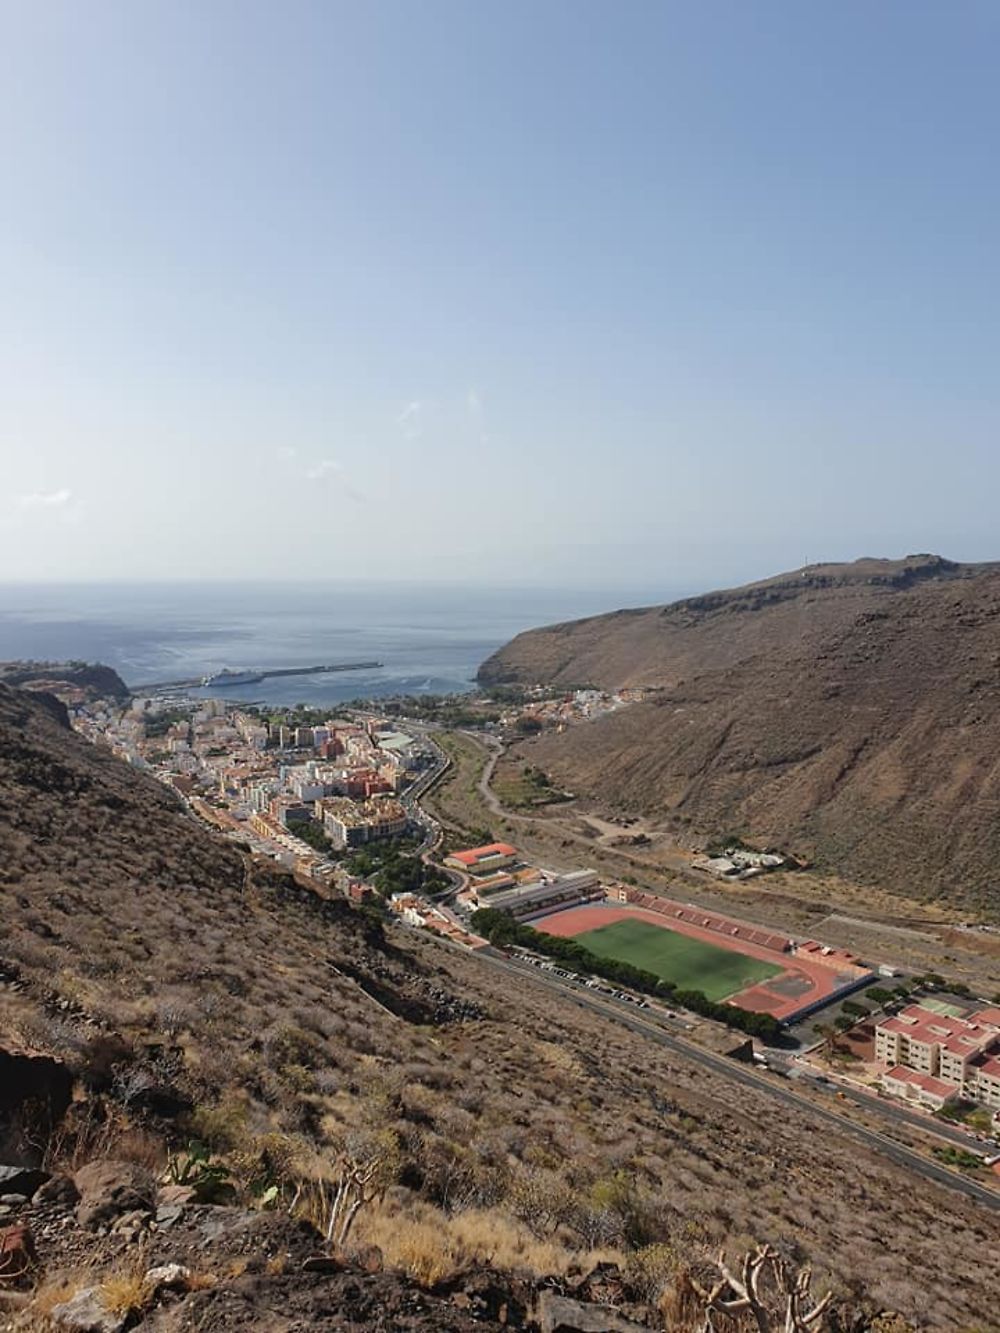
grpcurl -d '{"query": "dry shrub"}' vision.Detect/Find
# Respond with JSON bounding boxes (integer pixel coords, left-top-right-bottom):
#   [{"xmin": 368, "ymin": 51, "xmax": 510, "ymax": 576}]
[
  {"xmin": 42, "ymin": 1103, "xmax": 119, "ymax": 1174},
  {"xmin": 43, "ymin": 1103, "xmax": 165, "ymax": 1177},
  {"xmin": 228, "ymin": 1131, "xmax": 301, "ymax": 1197},
  {"xmin": 659, "ymin": 1264, "xmax": 711, "ymax": 1333},
  {"xmin": 353, "ymin": 1197, "xmax": 623, "ymax": 1285},
  {"xmin": 100, "ymin": 1271, "xmax": 151, "ymax": 1318},
  {"xmin": 185, "ymin": 1271, "xmax": 218, "ymax": 1291},
  {"xmin": 446, "ymin": 1208, "xmax": 581, "ymax": 1274},
  {"xmin": 533, "ymin": 1040, "xmax": 581, "ymax": 1077},
  {"xmin": 189, "ymin": 1095, "xmax": 250, "ymax": 1153},
  {"xmin": 391, "ymin": 1219, "xmax": 457, "ymax": 1287},
  {"xmin": 625, "ymin": 1242, "xmax": 678, "ymax": 1303},
  {"xmin": 106, "ymin": 1126, "xmax": 166, "ymax": 1173},
  {"xmin": 26, "ymin": 1275, "xmax": 86, "ymax": 1319}
]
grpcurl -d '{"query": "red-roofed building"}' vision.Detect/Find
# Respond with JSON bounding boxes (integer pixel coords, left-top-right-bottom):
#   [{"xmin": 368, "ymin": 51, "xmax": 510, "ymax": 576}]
[
  {"xmin": 969, "ymin": 1054, "xmax": 1000, "ymax": 1110},
  {"xmin": 794, "ymin": 940, "xmax": 866, "ymax": 973},
  {"xmin": 445, "ymin": 843, "xmax": 518, "ymax": 873},
  {"xmin": 875, "ymin": 1003, "xmax": 1000, "ymax": 1110},
  {"xmin": 881, "ymin": 1066, "xmax": 959, "ymax": 1111}
]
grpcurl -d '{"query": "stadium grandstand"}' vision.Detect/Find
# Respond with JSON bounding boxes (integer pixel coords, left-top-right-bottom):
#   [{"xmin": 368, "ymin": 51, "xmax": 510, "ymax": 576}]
[
  {"xmin": 477, "ymin": 869, "xmax": 603, "ymax": 921},
  {"xmin": 614, "ymin": 887, "xmax": 793, "ymax": 954}
]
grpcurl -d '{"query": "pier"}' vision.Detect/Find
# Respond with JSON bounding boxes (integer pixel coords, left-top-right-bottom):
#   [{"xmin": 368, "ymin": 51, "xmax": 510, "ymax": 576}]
[{"xmin": 130, "ymin": 661, "xmax": 384, "ymax": 693}]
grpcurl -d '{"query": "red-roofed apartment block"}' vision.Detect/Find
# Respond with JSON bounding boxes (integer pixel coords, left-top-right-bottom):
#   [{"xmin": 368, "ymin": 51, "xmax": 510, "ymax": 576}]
[
  {"xmin": 875, "ymin": 1003, "xmax": 1000, "ymax": 1110},
  {"xmin": 881, "ymin": 1065, "xmax": 959, "ymax": 1111}
]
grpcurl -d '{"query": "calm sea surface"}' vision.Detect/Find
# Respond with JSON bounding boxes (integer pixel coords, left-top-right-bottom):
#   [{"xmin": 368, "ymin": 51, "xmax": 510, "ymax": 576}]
[{"xmin": 0, "ymin": 582, "xmax": 679, "ymax": 706}]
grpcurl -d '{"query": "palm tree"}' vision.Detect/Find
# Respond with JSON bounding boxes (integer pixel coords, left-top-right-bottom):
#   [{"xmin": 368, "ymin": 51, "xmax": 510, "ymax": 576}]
[{"xmin": 811, "ymin": 1022, "xmax": 838, "ymax": 1063}]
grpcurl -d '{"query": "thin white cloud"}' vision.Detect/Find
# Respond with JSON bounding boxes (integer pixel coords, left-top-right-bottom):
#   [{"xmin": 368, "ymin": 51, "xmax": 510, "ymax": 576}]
[
  {"xmin": 276, "ymin": 445, "xmax": 298, "ymax": 460},
  {"xmin": 395, "ymin": 400, "xmax": 423, "ymax": 439},
  {"xmin": 16, "ymin": 488, "xmax": 73, "ymax": 509},
  {"xmin": 305, "ymin": 458, "xmax": 343, "ymax": 480},
  {"xmin": 467, "ymin": 388, "xmax": 482, "ymax": 416},
  {"xmin": 301, "ymin": 456, "xmax": 364, "ymax": 500}
]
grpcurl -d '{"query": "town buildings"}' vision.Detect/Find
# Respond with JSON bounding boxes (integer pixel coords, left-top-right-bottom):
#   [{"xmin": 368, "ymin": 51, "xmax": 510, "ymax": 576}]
[
  {"xmin": 316, "ymin": 795, "xmax": 408, "ymax": 849},
  {"xmin": 75, "ymin": 697, "xmax": 428, "ymax": 882},
  {"xmin": 479, "ymin": 869, "xmax": 602, "ymax": 920}
]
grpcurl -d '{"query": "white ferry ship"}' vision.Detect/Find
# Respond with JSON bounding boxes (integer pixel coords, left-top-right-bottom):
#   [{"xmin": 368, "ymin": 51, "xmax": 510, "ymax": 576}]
[{"xmin": 200, "ymin": 669, "xmax": 263, "ymax": 687}]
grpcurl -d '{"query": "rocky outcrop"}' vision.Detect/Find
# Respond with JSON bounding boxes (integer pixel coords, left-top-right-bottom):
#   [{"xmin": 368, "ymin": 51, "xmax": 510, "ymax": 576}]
[
  {"xmin": 73, "ymin": 1160, "xmax": 155, "ymax": 1231},
  {"xmin": 0, "ymin": 1048, "xmax": 73, "ymax": 1162},
  {"xmin": 0, "ymin": 662, "xmax": 130, "ymax": 702},
  {"xmin": 49, "ymin": 1286, "xmax": 127, "ymax": 1333},
  {"xmin": 537, "ymin": 1290, "xmax": 649, "ymax": 1333},
  {"xmin": 0, "ymin": 1166, "xmax": 49, "ymax": 1199}
]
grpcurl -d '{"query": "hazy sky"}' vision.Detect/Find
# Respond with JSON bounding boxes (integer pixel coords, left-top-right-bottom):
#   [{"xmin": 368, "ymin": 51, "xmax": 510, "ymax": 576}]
[{"xmin": 2, "ymin": 2, "xmax": 997, "ymax": 589}]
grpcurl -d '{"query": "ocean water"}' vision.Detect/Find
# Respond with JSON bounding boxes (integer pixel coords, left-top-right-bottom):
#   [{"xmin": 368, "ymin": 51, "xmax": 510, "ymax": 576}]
[{"xmin": 0, "ymin": 581, "xmax": 675, "ymax": 706}]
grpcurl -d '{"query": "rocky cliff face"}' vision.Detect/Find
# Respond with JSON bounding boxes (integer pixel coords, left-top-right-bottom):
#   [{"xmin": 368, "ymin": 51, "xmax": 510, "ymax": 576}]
[
  {"xmin": 478, "ymin": 555, "xmax": 996, "ymax": 690},
  {"xmin": 0, "ymin": 660, "xmax": 130, "ymax": 701},
  {"xmin": 507, "ymin": 562, "xmax": 1000, "ymax": 912}
]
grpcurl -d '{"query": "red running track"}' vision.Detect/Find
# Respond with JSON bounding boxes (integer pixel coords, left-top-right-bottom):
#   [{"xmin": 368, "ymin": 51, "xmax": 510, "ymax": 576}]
[{"xmin": 532, "ymin": 902, "xmax": 845, "ymax": 1020}]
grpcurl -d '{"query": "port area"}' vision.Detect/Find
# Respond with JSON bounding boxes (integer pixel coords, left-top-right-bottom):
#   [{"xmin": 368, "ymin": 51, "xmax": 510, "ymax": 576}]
[{"xmin": 130, "ymin": 662, "xmax": 384, "ymax": 691}]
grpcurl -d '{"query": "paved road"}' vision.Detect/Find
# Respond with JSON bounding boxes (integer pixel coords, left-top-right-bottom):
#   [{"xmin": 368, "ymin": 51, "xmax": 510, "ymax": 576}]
[
  {"xmin": 786, "ymin": 1064, "xmax": 998, "ymax": 1153},
  {"xmin": 402, "ymin": 737, "xmax": 468, "ymax": 893},
  {"xmin": 471, "ymin": 951, "xmax": 1000, "ymax": 1212},
  {"xmin": 412, "ymin": 732, "xmax": 999, "ymax": 1195},
  {"xmin": 472, "ymin": 732, "xmax": 512, "ymax": 819}
]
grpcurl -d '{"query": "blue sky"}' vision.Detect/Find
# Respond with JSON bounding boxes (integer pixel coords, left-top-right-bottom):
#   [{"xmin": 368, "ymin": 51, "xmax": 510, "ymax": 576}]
[{"xmin": 1, "ymin": 1, "xmax": 997, "ymax": 588}]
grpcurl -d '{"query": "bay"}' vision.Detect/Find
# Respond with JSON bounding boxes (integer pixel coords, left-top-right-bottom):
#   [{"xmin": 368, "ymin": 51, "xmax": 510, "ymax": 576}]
[{"xmin": 0, "ymin": 580, "xmax": 679, "ymax": 706}]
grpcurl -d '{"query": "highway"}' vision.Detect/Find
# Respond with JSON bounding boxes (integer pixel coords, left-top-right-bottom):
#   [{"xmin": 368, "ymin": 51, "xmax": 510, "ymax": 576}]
[
  {"xmin": 471, "ymin": 950, "xmax": 1000, "ymax": 1211},
  {"xmin": 386, "ymin": 721, "xmax": 1000, "ymax": 1208},
  {"xmin": 449, "ymin": 734, "xmax": 1000, "ymax": 1163}
]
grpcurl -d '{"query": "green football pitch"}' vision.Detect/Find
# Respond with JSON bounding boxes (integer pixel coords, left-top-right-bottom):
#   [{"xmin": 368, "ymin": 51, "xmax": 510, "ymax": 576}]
[{"xmin": 574, "ymin": 918, "xmax": 782, "ymax": 1001}]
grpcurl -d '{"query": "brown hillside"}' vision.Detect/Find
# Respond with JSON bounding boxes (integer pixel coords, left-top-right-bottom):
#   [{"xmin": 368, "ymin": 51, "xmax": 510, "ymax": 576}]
[
  {"xmin": 517, "ymin": 567, "xmax": 1000, "ymax": 913},
  {"xmin": 1, "ymin": 685, "xmax": 999, "ymax": 1329},
  {"xmin": 0, "ymin": 660, "xmax": 130, "ymax": 701},
  {"xmin": 478, "ymin": 554, "xmax": 996, "ymax": 690}
]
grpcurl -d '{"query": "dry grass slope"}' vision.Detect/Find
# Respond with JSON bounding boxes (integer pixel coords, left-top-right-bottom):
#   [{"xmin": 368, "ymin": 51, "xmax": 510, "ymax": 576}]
[
  {"xmin": 484, "ymin": 558, "xmax": 1000, "ymax": 913},
  {"xmin": 0, "ymin": 684, "xmax": 998, "ymax": 1329}
]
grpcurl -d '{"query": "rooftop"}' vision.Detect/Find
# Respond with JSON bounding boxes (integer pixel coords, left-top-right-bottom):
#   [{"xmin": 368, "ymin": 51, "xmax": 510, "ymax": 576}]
[
  {"xmin": 878, "ymin": 1003, "xmax": 1000, "ymax": 1050},
  {"xmin": 883, "ymin": 1065, "xmax": 957, "ymax": 1100},
  {"xmin": 319, "ymin": 796, "xmax": 406, "ymax": 827},
  {"xmin": 448, "ymin": 842, "xmax": 517, "ymax": 866}
]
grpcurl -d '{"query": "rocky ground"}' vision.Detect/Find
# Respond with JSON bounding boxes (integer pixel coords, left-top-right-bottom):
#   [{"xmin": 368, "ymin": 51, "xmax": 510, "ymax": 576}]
[
  {"xmin": 2, "ymin": 685, "xmax": 997, "ymax": 1331},
  {"xmin": 0, "ymin": 1158, "xmax": 679, "ymax": 1332}
]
